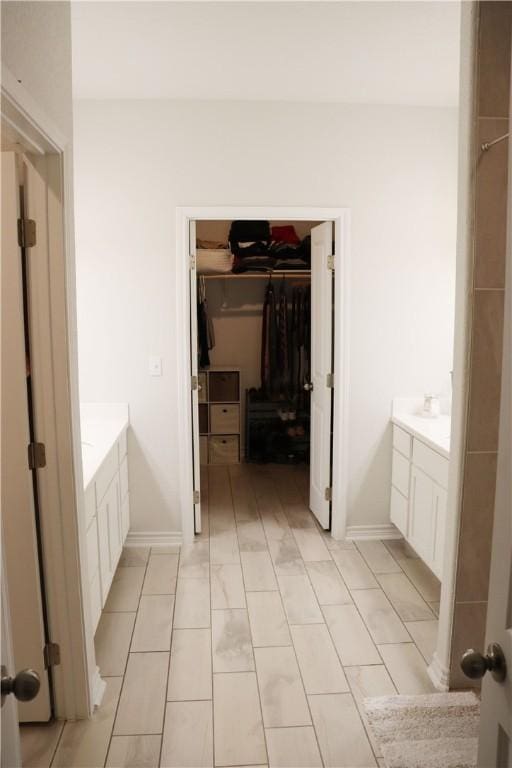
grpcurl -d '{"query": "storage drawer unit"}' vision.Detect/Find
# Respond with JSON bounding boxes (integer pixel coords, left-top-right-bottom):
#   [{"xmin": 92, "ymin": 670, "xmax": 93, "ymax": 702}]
[
  {"xmin": 200, "ymin": 435, "xmax": 208, "ymax": 465},
  {"xmin": 209, "ymin": 371, "xmax": 240, "ymax": 402},
  {"xmin": 209, "ymin": 435, "xmax": 240, "ymax": 464},
  {"xmin": 199, "ymin": 403, "xmax": 209, "ymax": 435},
  {"xmin": 210, "ymin": 404, "xmax": 240, "ymax": 434}
]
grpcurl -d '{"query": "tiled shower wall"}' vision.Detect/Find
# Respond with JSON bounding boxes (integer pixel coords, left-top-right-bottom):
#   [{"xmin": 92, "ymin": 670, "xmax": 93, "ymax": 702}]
[{"xmin": 450, "ymin": 1, "xmax": 512, "ymax": 688}]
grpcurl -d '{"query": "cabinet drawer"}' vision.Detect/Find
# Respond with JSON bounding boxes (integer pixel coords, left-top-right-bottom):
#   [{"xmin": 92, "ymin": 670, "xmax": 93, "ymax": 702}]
[
  {"xmin": 200, "ymin": 436, "xmax": 208, "ymax": 465},
  {"xmin": 392, "ymin": 449, "xmax": 410, "ymax": 498},
  {"xmin": 409, "ymin": 466, "xmax": 434, "ymax": 562},
  {"xmin": 95, "ymin": 443, "xmax": 118, "ymax": 503},
  {"xmin": 210, "ymin": 404, "xmax": 240, "ymax": 435},
  {"xmin": 198, "ymin": 372, "xmax": 208, "ymax": 403},
  {"xmin": 84, "ymin": 484, "xmax": 96, "ymax": 529},
  {"xmin": 209, "ymin": 435, "xmax": 240, "ymax": 464},
  {"xmin": 390, "ymin": 486, "xmax": 408, "ymax": 536},
  {"xmin": 120, "ymin": 455, "xmax": 129, "ymax": 501},
  {"xmin": 199, "ymin": 403, "xmax": 209, "ymax": 434},
  {"xmin": 412, "ymin": 439, "xmax": 449, "ymax": 488},
  {"xmin": 209, "ymin": 371, "xmax": 240, "ymax": 402},
  {"xmin": 392, "ymin": 425, "xmax": 412, "ymax": 458},
  {"xmin": 118, "ymin": 428, "xmax": 127, "ymax": 461}
]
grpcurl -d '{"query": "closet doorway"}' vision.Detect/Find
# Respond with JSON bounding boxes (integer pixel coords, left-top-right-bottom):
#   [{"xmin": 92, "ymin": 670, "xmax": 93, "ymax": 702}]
[{"xmin": 177, "ymin": 207, "xmax": 350, "ymax": 544}]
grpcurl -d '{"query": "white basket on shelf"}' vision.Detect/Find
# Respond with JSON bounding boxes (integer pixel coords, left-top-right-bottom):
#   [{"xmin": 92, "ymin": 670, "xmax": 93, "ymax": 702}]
[{"xmin": 197, "ymin": 248, "xmax": 234, "ymax": 274}]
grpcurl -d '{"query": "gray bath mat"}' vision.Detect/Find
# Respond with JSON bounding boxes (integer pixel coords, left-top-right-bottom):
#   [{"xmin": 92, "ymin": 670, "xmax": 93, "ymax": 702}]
[{"xmin": 364, "ymin": 691, "xmax": 479, "ymax": 768}]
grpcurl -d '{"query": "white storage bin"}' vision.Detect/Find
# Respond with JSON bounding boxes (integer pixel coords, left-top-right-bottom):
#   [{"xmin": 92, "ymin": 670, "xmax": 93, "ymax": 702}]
[{"xmin": 197, "ymin": 249, "xmax": 234, "ymax": 275}]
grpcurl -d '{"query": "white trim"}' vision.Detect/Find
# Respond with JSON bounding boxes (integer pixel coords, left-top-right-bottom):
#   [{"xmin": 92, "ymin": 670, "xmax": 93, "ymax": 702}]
[
  {"xmin": 176, "ymin": 206, "xmax": 350, "ymax": 545},
  {"xmin": 346, "ymin": 523, "xmax": 402, "ymax": 541},
  {"xmin": 90, "ymin": 667, "xmax": 107, "ymax": 709},
  {"xmin": 125, "ymin": 531, "xmax": 182, "ymax": 551},
  {"xmin": 428, "ymin": 651, "xmax": 451, "ymax": 692},
  {"xmin": 1, "ymin": 66, "xmax": 92, "ymax": 719}
]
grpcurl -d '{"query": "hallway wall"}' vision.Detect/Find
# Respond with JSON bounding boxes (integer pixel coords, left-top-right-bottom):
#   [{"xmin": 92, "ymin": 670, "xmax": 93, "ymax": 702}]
[{"xmin": 73, "ymin": 99, "xmax": 458, "ymax": 537}]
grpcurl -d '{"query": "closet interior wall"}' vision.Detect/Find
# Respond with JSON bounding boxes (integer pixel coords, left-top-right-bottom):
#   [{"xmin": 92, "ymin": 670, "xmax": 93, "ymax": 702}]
[{"xmin": 196, "ymin": 220, "xmax": 315, "ymax": 461}]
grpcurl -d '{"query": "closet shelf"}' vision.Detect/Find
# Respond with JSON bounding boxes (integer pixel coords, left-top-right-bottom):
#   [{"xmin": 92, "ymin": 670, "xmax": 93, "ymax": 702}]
[{"xmin": 199, "ymin": 270, "xmax": 311, "ymax": 280}]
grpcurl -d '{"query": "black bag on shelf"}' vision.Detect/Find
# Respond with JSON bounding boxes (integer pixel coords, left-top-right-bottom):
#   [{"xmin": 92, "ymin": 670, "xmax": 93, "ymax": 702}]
[{"xmin": 229, "ymin": 220, "xmax": 271, "ymax": 257}]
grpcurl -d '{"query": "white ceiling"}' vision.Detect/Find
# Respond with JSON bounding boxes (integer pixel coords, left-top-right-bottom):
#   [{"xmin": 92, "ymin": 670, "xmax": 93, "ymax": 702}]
[{"xmin": 71, "ymin": 1, "xmax": 461, "ymax": 106}]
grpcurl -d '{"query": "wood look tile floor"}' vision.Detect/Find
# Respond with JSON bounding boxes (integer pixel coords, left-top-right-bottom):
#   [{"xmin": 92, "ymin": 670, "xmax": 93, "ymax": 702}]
[{"xmin": 21, "ymin": 464, "xmax": 440, "ymax": 768}]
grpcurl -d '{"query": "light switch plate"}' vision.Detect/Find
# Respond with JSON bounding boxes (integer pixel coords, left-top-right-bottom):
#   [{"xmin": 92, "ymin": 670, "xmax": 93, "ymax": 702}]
[{"xmin": 149, "ymin": 356, "xmax": 162, "ymax": 376}]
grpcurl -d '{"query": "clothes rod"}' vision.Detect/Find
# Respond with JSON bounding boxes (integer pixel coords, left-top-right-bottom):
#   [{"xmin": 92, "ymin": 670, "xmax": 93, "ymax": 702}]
[
  {"xmin": 199, "ymin": 271, "xmax": 311, "ymax": 280},
  {"xmin": 481, "ymin": 132, "xmax": 510, "ymax": 152}
]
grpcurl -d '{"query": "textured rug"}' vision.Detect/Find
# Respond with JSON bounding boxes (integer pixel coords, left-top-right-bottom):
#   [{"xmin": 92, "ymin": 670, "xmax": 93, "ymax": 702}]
[{"xmin": 364, "ymin": 691, "xmax": 480, "ymax": 768}]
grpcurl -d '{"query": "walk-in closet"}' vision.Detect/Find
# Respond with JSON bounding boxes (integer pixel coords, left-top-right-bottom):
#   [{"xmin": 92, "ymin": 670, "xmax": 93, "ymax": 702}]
[{"xmin": 191, "ymin": 217, "xmax": 336, "ymax": 533}]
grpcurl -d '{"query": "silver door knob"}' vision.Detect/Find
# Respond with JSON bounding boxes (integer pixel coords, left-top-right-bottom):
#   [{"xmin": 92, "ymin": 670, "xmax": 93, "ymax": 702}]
[
  {"xmin": 460, "ymin": 643, "xmax": 507, "ymax": 683},
  {"xmin": 1, "ymin": 667, "xmax": 41, "ymax": 703},
  {"xmin": 303, "ymin": 382, "xmax": 314, "ymax": 392}
]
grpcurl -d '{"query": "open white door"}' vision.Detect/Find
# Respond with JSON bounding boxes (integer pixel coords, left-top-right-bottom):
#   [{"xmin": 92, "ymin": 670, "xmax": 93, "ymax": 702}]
[
  {"xmin": 1, "ymin": 152, "xmax": 52, "ymax": 721},
  {"xmin": 309, "ymin": 221, "xmax": 334, "ymax": 529},
  {"xmin": 190, "ymin": 220, "xmax": 202, "ymax": 533},
  {"xmin": 1, "ymin": 553, "xmax": 22, "ymax": 768},
  {"xmin": 476, "ymin": 161, "xmax": 512, "ymax": 768}
]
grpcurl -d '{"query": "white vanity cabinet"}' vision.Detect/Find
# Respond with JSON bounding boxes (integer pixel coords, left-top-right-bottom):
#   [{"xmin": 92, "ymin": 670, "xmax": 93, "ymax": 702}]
[
  {"xmin": 390, "ymin": 421, "xmax": 449, "ymax": 580},
  {"xmin": 83, "ymin": 422, "xmax": 130, "ymax": 633}
]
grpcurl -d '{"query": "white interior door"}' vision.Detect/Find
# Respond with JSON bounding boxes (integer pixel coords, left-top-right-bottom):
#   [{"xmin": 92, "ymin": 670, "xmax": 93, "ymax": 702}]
[
  {"xmin": 477, "ymin": 171, "xmax": 512, "ymax": 768},
  {"xmin": 1, "ymin": 552, "xmax": 22, "ymax": 768},
  {"xmin": 309, "ymin": 221, "xmax": 334, "ymax": 529},
  {"xmin": 1, "ymin": 151, "xmax": 52, "ymax": 721},
  {"xmin": 189, "ymin": 220, "xmax": 202, "ymax": 533}
]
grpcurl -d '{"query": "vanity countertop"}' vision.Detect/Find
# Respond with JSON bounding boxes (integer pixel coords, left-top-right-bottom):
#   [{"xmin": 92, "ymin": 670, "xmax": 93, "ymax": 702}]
[
  {"xmin": 80, "ymin": 403, "xmax": 129, "ymax": 489},
  {"xmin": 391, "ymin": 398, "xmax": 451, "ymax": 459}
]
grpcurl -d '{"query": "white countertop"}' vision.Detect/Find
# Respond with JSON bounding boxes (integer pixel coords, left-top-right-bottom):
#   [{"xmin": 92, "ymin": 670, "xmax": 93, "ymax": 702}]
[
  {"xmin": 391, "ymin": 398, "xmax": 451, "ymax": 458},
  {"xmin": 80, "ymin": 403, "xmax": 129, "ymax": 489}
]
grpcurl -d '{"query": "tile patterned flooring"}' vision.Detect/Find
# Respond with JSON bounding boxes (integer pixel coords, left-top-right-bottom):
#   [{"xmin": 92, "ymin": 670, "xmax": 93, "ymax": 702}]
[{"xmin": 21, "ymin": 464, "xmax": 440, "ymax": 768}]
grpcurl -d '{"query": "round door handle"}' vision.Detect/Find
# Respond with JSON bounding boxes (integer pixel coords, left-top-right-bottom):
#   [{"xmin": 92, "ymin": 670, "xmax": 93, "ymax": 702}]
[
  {"xmin": 460, "ymin": 643, "xmax": 507, "ymax": 683},
  {"xmin": 1, "ymin": 668, "xmax": 41, "ymax": 703},
  {"xmin": 303, "ymin": 382, "xmax": 314, "ymax": 392}
]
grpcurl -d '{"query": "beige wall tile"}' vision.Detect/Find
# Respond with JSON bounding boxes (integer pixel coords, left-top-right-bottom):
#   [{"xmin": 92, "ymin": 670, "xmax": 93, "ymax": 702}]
[
  {"xmin": 290, "ymin": 624, "xmax": 348, "ymax": 694},
  {"xmin": 475, "ymin": 118, "xmax": 509, "ymax": 289},
  {"xmin": 161, "ymin": 701, "xmax": 213, "ymax": 768},
  {"xmin": 247, "ymin": 591, "xmax": 291, "ymax": 647},
  {"xmin": 309, "ymin": 693, "xmax": 376, "ymax": 768},
  {"xmin": 95, "ymin": 611, "xmax": 136, "ymax": 676},
  {"xmin": 167, "ymin": 628, "xmax": 212, "ymax": 701},
  {"xmin": 213, "ymin": 672, "xmax": 267, "ymax": 767},
  {"xmin": 114, "ymin": 653, "xmax": 169, "ymax": 735},
  {"xmin": 456, "ymin": 452, "xmax": 498, "ymax": 602},
  {"xmin": 131, "ymin": 595, "xmax": 174, "ymax": 652},
  {"xmin": 52, "ymin": 678, "xmax": 122, "ymax": 767},
  {"xmin": 466, "ymin": 289, "xmax": 505, "ymax": 452},
  {"xmin": 211, "ymin": 563, "xmax": 246, "ymax": 609},
  {"xmin": 477, "ymin": 1, "xmax": 512, "ymax": 118},
  {"xmin": 142, "ymin": 554, "xmax": 178, "ymax": 595},
  {"xmin": 104, "ymin": 567, "xmax": 145, "ymax": 612},
  {"xmin": 305, "ymin": 561, "xmax": 352, "ymax": 605},
  {"xmin": 254, "ymin": 646, "xmax": 311, "ymax": 727},
  {"xmin": 351, "ymin": 589, "xmax": 410, "ymax": 644},
  {"xmin": 265, "ymin": 726, "xmax": 322, "ymax": 768},
  {"xmin": 212, "ymin": 609, "xmax": 255, "ymax": 673},
  {"xmin": 377, "ymin": 643, "xmax": 435, "ymax": 694},
  {"xmin": 322, "ymin": 604, "xmax": 381, "ymax": 666},
  {"xmin": 449, "ymin": 601, "xmax": 487, "ymax": 689},
  {"xmin": 106, "ymin": 736, "xmax": 161, "ymax": 768},
  {"xmin": 331, "ymin": 549, "xmax": 378, "ymax": 589}
]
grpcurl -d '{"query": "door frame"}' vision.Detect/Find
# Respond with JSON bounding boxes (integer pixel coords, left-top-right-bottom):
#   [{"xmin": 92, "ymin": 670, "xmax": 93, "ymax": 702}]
[
  {"xmin": 1, "ymin": 66, "xmax": 93, "ymax": 719},
  {"xmin": 176, "ymin": 206, "xmax": 351, "ymax": 544}
]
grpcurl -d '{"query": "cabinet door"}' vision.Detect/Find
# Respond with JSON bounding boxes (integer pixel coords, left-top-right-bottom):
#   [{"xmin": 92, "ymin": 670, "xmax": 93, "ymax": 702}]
[
  {"xmin": 107, "ymin": 477, "xmax": 122, "ymax": 574},
  {"xmin": 409, "ymin": 466, "xmax": 434, "ymax": 562},
  {"xmin": 431, "ymin": 483, "xmax": 447, "ymax": 579},
  {"xmin": 97, "ymin": 492, "xmax": 112, "ymax": 604}
]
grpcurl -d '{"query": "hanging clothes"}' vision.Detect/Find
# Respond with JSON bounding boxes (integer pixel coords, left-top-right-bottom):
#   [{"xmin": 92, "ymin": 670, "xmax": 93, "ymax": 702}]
[
  {"xmin": 261, "ymin": 282, "xmax": 278, "ymax": 394},
  {"xmin": 198, "ymin": 277, "xmax": 214, "ymax": 368},
  {"xmin": 277, "ymin": 282, "xmax": 289, "ymax": 394}
]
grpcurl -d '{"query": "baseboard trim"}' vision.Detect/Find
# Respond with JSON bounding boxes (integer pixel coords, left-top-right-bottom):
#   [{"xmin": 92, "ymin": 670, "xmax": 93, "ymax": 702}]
[
  {"xmin": 125, "ymin": 530, "xmax": 182, "ymax": 551},
  {"xmin": 91, "ymin": 666, "xmax": 106, "ymax": 710},
  {"xmin": 346, "ymin": 523, "xmax": 402, "ymax": 540},
  {"xmin": 428, "ymin": 651, "xmax": 450, "ymax": 692}
]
